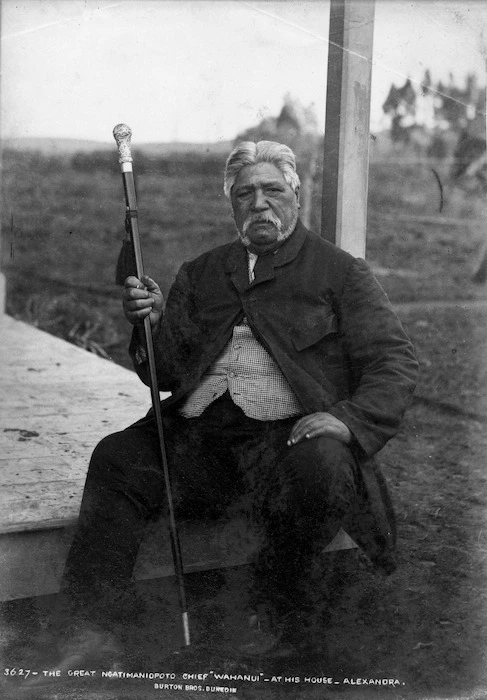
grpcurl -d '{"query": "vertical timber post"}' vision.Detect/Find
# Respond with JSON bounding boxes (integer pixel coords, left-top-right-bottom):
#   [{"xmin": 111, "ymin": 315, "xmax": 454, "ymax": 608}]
[
  {"xmin": 0, "ymin": 228, "xmax": 5, "ymax": 315},
  {"xmin": 471, "ymin": 59, "xmax": 487, "ymax": 284},
  {"xmin": 0, "ymin": 148, "xmax": 5, "ymax": 313},
  {"xmin": 321, "ymin": 0, "xmax": 375, "ymax": 258}
]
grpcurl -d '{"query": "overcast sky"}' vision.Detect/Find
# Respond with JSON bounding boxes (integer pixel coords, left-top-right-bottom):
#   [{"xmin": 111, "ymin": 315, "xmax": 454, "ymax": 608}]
[{"xmin": 1, "ymin": 0, "xmax": 486, "ymax": 144}]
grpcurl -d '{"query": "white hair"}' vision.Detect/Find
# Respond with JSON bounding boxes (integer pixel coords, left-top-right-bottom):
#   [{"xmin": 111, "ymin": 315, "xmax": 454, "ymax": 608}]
[{"xmin": 223, "ymin": 140, "xmax": 301, "ymax": 198}]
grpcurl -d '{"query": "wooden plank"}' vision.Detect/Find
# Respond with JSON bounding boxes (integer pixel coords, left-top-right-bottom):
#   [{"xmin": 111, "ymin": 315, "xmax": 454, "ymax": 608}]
[
  {"xmin": 3, "ymin": 382, "xmax": 151, "ymax": 403},
  {"xmin": 0, "ymin": 521, "xmax": 356, "ymax": 601},
  {"xmin": 0, "ymin": 529, "xmax": 75, "ymax": 601},
  {"xmin": 0, "ymin": 458, "xmax": 87, "ymax": 483},
  {"xmin": 3, "ymin": 400, "xmax": 142, "ymax": 417},
  {"xmin": 321, "ymin": 0, "xmax": 375, "ymax": 257},
  {"xmin": 0, "ymin": 315, "xmax": 152, "ymax": 536},
  {"xmin": 1, "ymin": 409, "xmax": 145, "ymax": 435},
  {"xmin": 1, "ymin": 430, "xmax": 130, "ymax": 454},
  {"xmin": 1, "ymin": 480, "xmax": 84, "ymax": 533},
  {"xmin": 134, "ymin": 518, "xmax": 259, "ymax": 581},
  {"xmin": 0, "ymin": 519, "xmax": 258, "ymax": 601}
]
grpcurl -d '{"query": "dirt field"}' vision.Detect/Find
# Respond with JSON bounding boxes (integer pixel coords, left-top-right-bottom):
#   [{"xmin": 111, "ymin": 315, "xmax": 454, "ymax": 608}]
[{"xmin": 1, "ymin": 141, "xmax": 487, "ymax": 699}]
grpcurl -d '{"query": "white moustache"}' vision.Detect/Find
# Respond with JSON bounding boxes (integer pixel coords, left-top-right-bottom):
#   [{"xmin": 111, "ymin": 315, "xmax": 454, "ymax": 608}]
[{"xmin": 242, "ymin": 212, "xmax": 282, "ymax": 234}]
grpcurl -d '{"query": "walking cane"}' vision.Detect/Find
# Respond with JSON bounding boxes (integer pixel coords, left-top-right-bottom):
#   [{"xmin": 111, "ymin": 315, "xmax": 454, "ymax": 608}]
[{"xmin": 112, "ymin": 123, "xmax": 191, "ymax": 648}]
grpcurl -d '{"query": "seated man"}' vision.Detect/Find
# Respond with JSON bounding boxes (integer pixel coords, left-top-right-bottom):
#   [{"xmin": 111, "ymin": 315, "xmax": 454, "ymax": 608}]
[{"xmin": 58, "ymin": 140, "xmax": 418, "ymax": 667}]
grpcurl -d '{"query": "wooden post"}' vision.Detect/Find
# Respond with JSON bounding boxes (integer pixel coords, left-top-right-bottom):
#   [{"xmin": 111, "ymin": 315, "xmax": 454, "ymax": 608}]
[
  {"xmin": 0, "ymin": 271, "xmax": 5, "ymax": 314},
  {"xmin": 0, "ymin": 235, "xmax": 5, "ymax": 313},
  {"xmin": 321, "ymin": 0, "xmax": 375, "ymax": 258},
  {"xmin": 0, "ymin": 154, "xmax": 5, "ymax": 313},
  {"xmin": 471, "ymin": 60, "xmax": 487, "ymax": 284}
]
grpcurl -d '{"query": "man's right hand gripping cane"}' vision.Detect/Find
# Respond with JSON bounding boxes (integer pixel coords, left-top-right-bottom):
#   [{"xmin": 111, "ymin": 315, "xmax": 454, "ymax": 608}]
[{"xmin": 122, "ymin": 275, "xmax": 164, "ymax": 331}]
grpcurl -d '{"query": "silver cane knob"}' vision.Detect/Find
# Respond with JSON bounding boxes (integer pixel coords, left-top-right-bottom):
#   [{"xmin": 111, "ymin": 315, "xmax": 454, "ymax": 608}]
[{"xmin": 113, "ymin": 123, "xmax": 133, "ymax": 165}]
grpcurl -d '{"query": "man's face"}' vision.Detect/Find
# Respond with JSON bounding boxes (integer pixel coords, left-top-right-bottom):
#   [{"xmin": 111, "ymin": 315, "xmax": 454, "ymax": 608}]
[{"xmin": 231, "ymin": 162, "xmax": 299, "ymax": 255}]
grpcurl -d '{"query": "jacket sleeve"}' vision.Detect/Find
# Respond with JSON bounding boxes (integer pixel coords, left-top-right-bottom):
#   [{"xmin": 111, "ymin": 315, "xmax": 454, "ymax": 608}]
[
  {"xmin": 128, "ymin": 261, "xmax": 204, "ymax": 392},
  {"xmin": 326, "ymin": 257, "xmax": 419, "ymax": 458}
]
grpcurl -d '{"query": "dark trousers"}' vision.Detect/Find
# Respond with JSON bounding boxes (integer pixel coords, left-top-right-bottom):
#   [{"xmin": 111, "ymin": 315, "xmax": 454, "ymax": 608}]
[{"xmin": 62, "ymin": 392, "xmax": 358, "ymax": 628}]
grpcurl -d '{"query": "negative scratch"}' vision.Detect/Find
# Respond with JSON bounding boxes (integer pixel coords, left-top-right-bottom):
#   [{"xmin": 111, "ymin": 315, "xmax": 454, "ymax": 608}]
[
  {"xmin": 1, "ymin": 1, "xmax": 127, "ymax": 41},
  {"xmin": 242, "ymin": 2, "xmax": 486, "ymax": 119}
]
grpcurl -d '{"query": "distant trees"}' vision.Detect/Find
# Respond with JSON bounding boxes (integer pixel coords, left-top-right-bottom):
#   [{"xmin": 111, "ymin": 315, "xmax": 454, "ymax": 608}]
[
  {"xmin": 382, "ymin": 70, "xmax": 486, "ymax": 163},
  {"xmin": 382, "ymin": 70, "xmax": 487, "ymax": 281},
  {"xmin": 383, "ymin": 70, "xmax": 485, "ymax": 136},
  {"xmin": 236, "ymin": 93, "xmax": 319, "ymax": 145},
  {"xmin": 382, "ymin": 78, "xmax": 419, "ymax": 141},
  {"xmin": 435, "ymin": 73, "xmax": 485, "ymax": 135},
  {"xmin": 234, "ymin": 94, "xmax": 322, "ymax": 227}
]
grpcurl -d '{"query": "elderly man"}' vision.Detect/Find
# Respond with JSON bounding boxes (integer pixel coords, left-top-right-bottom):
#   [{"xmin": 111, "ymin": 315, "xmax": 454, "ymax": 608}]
[{"xmin": 58, "ymin": 140, "xmax": 418, "ymax": 666}]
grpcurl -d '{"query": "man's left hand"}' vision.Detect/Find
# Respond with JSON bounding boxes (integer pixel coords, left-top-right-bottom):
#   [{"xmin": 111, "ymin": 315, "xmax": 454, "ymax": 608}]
[{"xmin": 288, "ymin": 413, "xmax": 352, "ymax": 446}]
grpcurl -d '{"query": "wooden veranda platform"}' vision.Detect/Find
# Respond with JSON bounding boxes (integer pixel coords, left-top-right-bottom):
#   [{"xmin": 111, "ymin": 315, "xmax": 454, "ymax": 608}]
[{"xmin": 0, "ymin": 313, "xmax": 355, "ymax": 602}]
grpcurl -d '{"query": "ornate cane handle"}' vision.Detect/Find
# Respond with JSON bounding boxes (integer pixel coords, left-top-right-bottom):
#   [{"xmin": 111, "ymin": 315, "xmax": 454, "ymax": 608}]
[{"xmin": 113, "ymin": 123, "xmax": 133, "ymax": 168}]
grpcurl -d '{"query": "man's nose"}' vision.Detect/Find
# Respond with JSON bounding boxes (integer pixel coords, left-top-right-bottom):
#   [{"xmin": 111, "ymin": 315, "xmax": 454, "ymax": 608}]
[{"xmin": 251, "ymin": 189, "xmax": 268, "ymax": 211}]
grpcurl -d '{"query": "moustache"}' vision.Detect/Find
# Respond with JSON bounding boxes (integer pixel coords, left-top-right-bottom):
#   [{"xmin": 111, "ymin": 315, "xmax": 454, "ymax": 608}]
[{"xmin": 242, "ymin": 212, "xmax": 282, "ymax": 234}]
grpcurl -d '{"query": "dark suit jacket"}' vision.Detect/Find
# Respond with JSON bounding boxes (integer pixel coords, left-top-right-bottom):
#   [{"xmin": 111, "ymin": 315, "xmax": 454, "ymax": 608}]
[{"xmin": 131, "ymin": 220, "xmax": 419, "ymax": 572}]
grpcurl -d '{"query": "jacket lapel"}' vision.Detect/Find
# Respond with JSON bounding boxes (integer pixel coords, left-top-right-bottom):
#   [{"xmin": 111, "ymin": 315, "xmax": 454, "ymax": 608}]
[
  {"xmin": 272, "ymin": 219, "xmax": 308, "ymax": 270},
  {"xmin": 224, "ymin": 241, "xmax": 250, "ymax": 294},
  {"xmin": 224, "ymin": 220, "xmax": 309, "ymax": 293},
  {"xmin": 251, "ymin": 252, "xmax": 275, "ymax": 285}
]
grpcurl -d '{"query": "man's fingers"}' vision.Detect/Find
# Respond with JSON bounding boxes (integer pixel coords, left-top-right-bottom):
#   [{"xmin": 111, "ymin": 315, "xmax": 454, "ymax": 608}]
[
  {"xmin": 287, "ymin": 431, "xmax": 313, "ymax": 446},
  {"xmin": 287, "ymin": 413, "xmax": 351, "ymax": 446},
  {"xmin": 128, "ymin": 297, "xmax": 154, "ymax": 310},
  {"xmin": 125, "ymin": 305, "xmax": 153, "ymax": 322},
  {"xmin": 141, "ymin": 275, "xmax": 161, "ymax": 294},
  {"xmin": 287, "ymin": 418, "xmax": 315, "ymax": 445},
  {"xmin": 288, "ymin": 414, "xmax": 352, "ymax": 447},
  {"xmin": 125, "ymin": 287, "xmax": 151, "ymax": 301},
  {"xmin": 122, "ymin": 273, "xmax": 163, "ymax": 330},
  {"xmin": 124, "ymin": 275, "xmax": 143, "ymax": 288},
  {"xmin": 132, "ymin": 307, "xmax": 152, "ymax": 319},
  {"xmin": 124, "ymin": 275, "xmax": 160, "ymax": 294}
]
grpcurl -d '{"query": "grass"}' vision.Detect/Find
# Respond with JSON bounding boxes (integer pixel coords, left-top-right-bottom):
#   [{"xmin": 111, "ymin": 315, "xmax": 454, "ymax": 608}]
[
  {"xmin": 2, "ymin": 141, "xmax": 486, "ymax": 365},
  {"xmin": 3, "ymin": 142, "xmax": 485, "ymax": 378}
]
